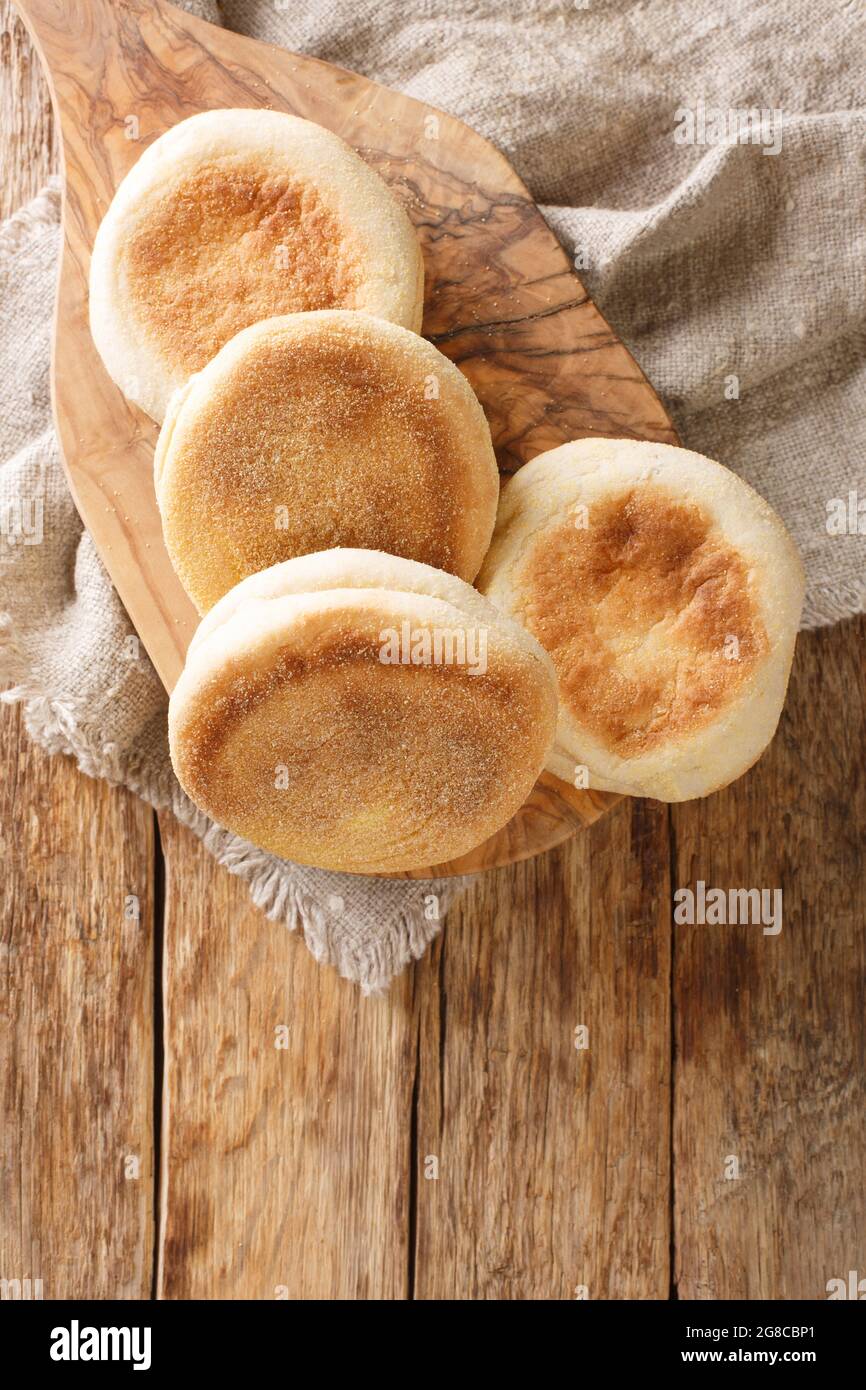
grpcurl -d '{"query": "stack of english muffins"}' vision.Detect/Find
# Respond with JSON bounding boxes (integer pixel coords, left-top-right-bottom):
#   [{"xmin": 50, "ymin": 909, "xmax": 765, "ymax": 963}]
[{"xmin": 90, "ymin": 109, "xmax": 805, "ymax": 874}]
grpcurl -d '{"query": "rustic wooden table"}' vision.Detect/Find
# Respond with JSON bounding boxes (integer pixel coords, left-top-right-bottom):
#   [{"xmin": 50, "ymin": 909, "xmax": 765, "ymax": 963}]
[{"xmin": 1, "ymin": 4, "xmax": 863, "ymax": 1301}]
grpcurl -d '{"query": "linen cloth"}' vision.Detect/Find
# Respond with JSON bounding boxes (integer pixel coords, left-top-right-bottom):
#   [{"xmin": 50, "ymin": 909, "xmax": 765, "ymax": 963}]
[{"xmin": 2, "ymin": 0, "xmax": 863, "ymax": 989}]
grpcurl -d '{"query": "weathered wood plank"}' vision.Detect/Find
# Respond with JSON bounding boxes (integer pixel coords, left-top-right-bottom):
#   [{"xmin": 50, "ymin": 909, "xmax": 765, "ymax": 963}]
[
  {"xmin": 156, "ymin": 812, "xmax": 417, "ymax": 1299},
  {"xmin": 0, "ymin": 5, "xmax": 153, "ymax": 1304},
  {"xmin": 672, "ymin": 616, "xmax": 866, "ymax": 1299},
  {"xmin": 0, "ymin": 0, "xmax": 58, "ymax": 218},
  {"xmin": 414, "ymin": 798, "xmax": 672, "ymax": 1300},
  {"xmin": 0, "ymin": 705, "xmax": 155, "ymax": 1298}
]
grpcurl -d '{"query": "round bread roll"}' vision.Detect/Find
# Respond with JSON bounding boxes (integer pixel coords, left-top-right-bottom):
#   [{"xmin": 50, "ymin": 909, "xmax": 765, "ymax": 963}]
[
  {"xmin": 169, "ymin": 549, "xmax": 559, "ymax": 874},
  {"xmin": 89, "ymin": 109, "xmax": 424, "ymax": 422},
  {"xmin": 154, "ymin": 311, "xmax": 500, "ymax": 611},
  {"xmin": 477, "ymin": 438, "xmax": 805, "ymax": 801}
]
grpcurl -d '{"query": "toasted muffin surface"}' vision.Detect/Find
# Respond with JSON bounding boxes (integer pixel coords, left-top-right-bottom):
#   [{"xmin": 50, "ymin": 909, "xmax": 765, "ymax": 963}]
[
  {"xmin": 478, "ymin": 438, "xmax": 805, "ymax": 800},
  {"xmin": 519, "ymin": 484, "xmax": 769, "ymax": 760},
  {"xmin": 155, "ymin": 312, "xmax": 499, "ymax": 611},
  {"xmin": 90, "ymin": 109, "xmax": 424, "ymax": 421},
  {"xmin": 169, "ymin": 552, "xmax": 558, "ymax": 873}
]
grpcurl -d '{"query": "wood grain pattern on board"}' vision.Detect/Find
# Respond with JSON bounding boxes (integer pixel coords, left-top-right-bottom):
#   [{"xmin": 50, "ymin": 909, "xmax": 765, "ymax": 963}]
[
  {"xmin": 672, "ymin": 614, "xmax": 866, "ymax": 1299},
  {"xmin": 15, "ymin": 0, "xmax": 676, "ymax": 876},
  {"xmin": 0, "ymin": 704, "xmax": 154, "ymax": 1299}
]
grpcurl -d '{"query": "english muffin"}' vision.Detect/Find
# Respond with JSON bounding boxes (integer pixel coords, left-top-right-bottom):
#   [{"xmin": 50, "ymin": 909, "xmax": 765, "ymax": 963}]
[
  {"xmin": 89, "ymin": 109, "xmax": 424, "ymax": 421},
  {"xmin": 477, "ymin": 438, "xmax": 805, "ymax": 800},
  {"xmin": 155, "ymin": 311, "xmax": 500, "ymax": 611},
  {"xmin": 169, "ymin": 550, "xmax": 558, "ymax": 873}
]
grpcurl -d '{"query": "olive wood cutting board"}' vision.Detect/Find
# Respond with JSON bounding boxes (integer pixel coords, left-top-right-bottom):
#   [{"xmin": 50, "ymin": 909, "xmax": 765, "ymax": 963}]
[{"xmin": 16, "ymin": 0, "xmax": 677, "ymax": 877}]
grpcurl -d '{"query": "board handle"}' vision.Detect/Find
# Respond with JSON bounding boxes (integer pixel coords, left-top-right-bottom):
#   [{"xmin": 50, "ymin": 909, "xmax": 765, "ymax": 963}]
[
  {"xmin": 13, "ymin": 1, "xmax": 163, "ymax": 95},
  {"xmin": 13, "ymin": 0, "xmax": 203, "ymax": 164},
  {"xmin": 15, "ymin": 0, "xmax": 128, "ymax": 45}
]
